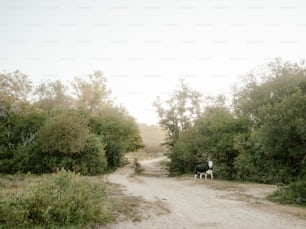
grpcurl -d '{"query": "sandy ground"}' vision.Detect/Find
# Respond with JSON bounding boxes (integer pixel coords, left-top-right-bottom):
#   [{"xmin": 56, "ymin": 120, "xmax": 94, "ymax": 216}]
[{"xmin": 105, "ymin": 157, "xmax": 306, "ymax": 229}]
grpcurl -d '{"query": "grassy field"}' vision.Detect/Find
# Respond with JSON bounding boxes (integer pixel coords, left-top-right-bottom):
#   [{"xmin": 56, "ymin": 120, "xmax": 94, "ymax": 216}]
[{"xmin": 0, "ymin": 170, "xmax": 159, "ymax": 228}]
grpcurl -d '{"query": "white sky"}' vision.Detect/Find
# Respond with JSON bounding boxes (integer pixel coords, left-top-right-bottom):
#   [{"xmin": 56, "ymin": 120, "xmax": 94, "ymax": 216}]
[{"xmin": 1, "ymin": 0, "xmax": 306, "ymax": 124}]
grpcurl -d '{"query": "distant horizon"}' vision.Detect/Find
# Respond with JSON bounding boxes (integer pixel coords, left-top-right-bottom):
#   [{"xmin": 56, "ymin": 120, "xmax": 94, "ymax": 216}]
[{"xmin": 1, "ymin": 0, "xmax": 306, "ymax": 124}]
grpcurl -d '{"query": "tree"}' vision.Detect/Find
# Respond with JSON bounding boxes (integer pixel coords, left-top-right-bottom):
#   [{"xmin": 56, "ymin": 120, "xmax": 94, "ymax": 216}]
[
  {"xmin": 233, "ymin": 59, "xmax": 306, "ymax": 127},
  {"xmin": 0, "ymin": 71, "xmax": 49, "ymax": 173},
  {"xmin": 72, "ymin": 71, "xmax": 111, "ymax": 113},
  {"xmin": 233, "ymin": 59, "xmax": 306, "ymax": 183},
  {"xmin": 0, "ymin": 71, "xmax": 32, "ymax": 114},
  {"xmin": 34, "ymin": 80, "xmax": 73, "ymax": 112},
  {"xmin": 0, "ymin": 71, "xmax": 33, "ymax": 149},
  {"xmin": 170, "ymin": 105, "xmax": 248, "ymax": 178},
  {"xmin": 153, "ymin": 80, "xmax": 202, "ymax": 149},
  {"xmin": 36, "ymin": 111, "xmax": 89, "ymax": 155},
  {"xmin": 89, "ymin": 106, "xmax": 143, "ymax": 168},
  {"xmin": 28, "ymin": 111, "xmax": 109, "ymax": 174},
  {"xmin": 0, "ymin": 70, "xmax": 143, "ymax": 175}
]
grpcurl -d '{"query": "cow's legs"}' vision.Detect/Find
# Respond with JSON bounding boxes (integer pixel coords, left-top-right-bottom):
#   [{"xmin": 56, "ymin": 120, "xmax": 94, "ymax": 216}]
[
  {"xmin": 206, "ymin": 170, "xmax": 213, "ymax": 179},
  {"xmin": 195, "ymin": 172, "xmax": 212, "ymax": 180},
  {"xmin": 200, "ymin": 172, "xmax": 204, "ymax": 179}
]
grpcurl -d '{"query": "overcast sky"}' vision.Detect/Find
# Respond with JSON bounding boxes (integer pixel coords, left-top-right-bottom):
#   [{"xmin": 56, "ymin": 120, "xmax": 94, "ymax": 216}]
[{"xmin": 1, "ymin": 0, "xmax": 306, "ymax": 124}]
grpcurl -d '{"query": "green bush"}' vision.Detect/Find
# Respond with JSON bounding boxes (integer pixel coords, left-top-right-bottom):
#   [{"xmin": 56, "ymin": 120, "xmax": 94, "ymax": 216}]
[
  {"xmin": 89, "ymin": 107, "xmax": 143, "ymax": 168},
  {"xmin": 37, "ymin": 112, "xmax": 89, "ymax": 155},
  {"xmin": 269, "ymin": 180, "xmax": 306, "ymax": 206},
  {"xmin": 29, "ymin": 134, "xmax": 108, "ymax": 175},
  {"xmin": 79, "ymin": 134, "xmax": 108, "ymax": 175},
  {"xmin": 0, "ymin": 169, "xmax": 112, "ymax": 227}
]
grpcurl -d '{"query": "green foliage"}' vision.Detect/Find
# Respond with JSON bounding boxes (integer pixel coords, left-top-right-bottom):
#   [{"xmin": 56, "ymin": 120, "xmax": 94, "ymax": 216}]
[
  {"xmin": 170, "ymin": 106, "xmax": 249, "ymax": 178},
  {"xmin": 233, "ymin": 59, "xmax": 306, "ymax": 183},
  {"xmin": 269, "ymin": 180, "xmax": 306, "ymax": 206},
  {"xmin": 34, "ymin": 80, "xmax": 73, "ymax": 112},
  {"xmin": 0, "ymin": 109, "xmax": 47, "ymax": 150},
  {"xmin": 72, "ymin": 71, "xmax": 112, "ymax": 113},
  {"xmin": 0, "ymin": 71, "xmax": 32, "ymax": 116},
  {"xmin": 167, "ymin": 59, "xmax": 306, "ymax": 185},
  {"xmin": 0, "ymin": 72, "xmax": 44, "ymax": 150},
  {"xmin": 22, "ymin": 134, "xmax": 107, "ymax": 175},
  {"xmin": 0, "ymin": 147, "xmax": 14, "ymax": 173},
  {"xmin": 154, "ymin": 80, "xmax": 202, "ymax": 149},
  {"xmin": 233, "ymin": 133, "xmax": 259, "ymax": 181},
  {"xmin": 89, "ymin": 106, "xmax": 143, "ymax": 168},
  {"xmin": 0, "ymin": 169, "xmax": 112, "ymax": 227},
  {"xmin": 80, "ymin": 134, "xmax": 108, "ymax": 175},
  {"xmin": 36, "ymin": 111, "xmax": 89, "ymax": 155},
  {"xmin": 0, "ymin": 70, "xmax": 143, "ymax": 175},
  {"xmin": 0, "ymin": 106, "xmax": 139, "ymax": 174},
  {"xmin": 0, "ymin": 108, "xmax": 47, "ymax": 174}
]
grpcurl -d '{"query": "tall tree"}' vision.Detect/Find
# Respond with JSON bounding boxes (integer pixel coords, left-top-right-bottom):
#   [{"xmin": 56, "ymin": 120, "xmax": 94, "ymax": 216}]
[
  {"xmin": 0, "ymin": 71, "xmax": 32, "ymax": 149},
  {"xmin": 72, "ymin": 71, "xmax": 111, "ymax": 113},
  {"xmin": 153, "ymin": 80, "xmax": 202, "ymax": 149},
  {"xmin": 0, "ymin": 71, "xmax": 32, "ymax": 116},
  {"xmin": 34, "ymin": 80, "xmax": 73, "ymax": 112},
  {"xmin": 233, "ymin": 59, "xmax": 306, "ymax": 183}
]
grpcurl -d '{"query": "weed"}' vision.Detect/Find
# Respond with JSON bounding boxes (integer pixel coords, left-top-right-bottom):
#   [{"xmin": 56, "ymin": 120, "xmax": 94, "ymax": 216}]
[{"xmin": 0, "ymin": 169, "xmax": 113, "ymax": 228}]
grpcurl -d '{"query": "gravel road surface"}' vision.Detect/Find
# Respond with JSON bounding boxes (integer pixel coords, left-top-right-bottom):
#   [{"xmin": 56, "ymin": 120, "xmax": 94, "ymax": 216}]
[{"xmin": 105, "ymin": 157, "xmax": 306, "ymax": 229}]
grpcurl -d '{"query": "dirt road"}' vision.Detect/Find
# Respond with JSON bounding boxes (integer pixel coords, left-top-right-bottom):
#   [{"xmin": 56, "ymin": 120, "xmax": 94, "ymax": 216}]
[{"xmin": 106, "ymin": 157, "xmax": 306, "ymax": 229}]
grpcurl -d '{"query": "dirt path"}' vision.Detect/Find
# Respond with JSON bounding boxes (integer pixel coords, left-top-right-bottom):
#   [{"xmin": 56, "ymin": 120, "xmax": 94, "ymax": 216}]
[{"xmin": 105, "ymin": 157, "xmax": 306, "ymax": 229}]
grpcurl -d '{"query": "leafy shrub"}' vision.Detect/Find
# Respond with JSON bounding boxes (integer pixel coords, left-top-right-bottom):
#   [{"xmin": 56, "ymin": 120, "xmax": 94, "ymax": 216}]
[
  {"xmin": 21, "ymin": 134, "xmax": 108, "ymax": 175},
  {"xmin": 269, "ymin": 180, "xmax": 306, "ymax": 206},
  {"xmin": 0, "ymin": 147, "xmax": 14, "ymax": 174},
  {"xmin": 37, "ymin": 112, "xmax": 89, "ymax": 155},
  {"xmin": 79, "ymin": 134, "xmax": 108, "ymax": 175},
  {"xmin": 89, "ymin": 107, "xmax": 143, "ymax": 168},
  {"xmin": 0, "ymin": 169, "xmax": 112, "ymax": 227}
]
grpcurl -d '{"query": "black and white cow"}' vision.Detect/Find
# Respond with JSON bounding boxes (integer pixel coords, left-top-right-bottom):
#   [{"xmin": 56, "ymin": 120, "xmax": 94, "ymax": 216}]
[{"xmin": 194, "ymin": 161, "xmax": 213, "ymax": 180}]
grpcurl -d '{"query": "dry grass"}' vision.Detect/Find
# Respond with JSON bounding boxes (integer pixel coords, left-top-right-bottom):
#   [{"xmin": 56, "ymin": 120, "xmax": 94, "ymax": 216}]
[{"xmin": 0, "ymin": 173, "xmax": 170, "ymax": 227}]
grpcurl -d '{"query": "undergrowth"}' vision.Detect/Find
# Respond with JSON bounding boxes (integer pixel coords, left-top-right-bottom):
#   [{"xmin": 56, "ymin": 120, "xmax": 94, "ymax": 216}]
[
  {"xmin": 269, "ymin": 180, "xmax": 306, "ymax": 207},
  {"xmin": 0, "ymin": 169, "xmax": 113, "ymax": 228}
]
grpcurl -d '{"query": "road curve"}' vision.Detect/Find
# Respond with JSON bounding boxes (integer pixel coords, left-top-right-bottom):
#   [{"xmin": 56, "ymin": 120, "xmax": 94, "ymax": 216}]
[{"xmin": 105, "ymin": 157, "xmax": 306, "ymax": 229}]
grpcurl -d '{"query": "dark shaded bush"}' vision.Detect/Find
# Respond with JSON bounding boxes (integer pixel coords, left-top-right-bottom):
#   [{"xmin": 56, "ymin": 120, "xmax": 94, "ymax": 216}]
[
  {"xmin": 79, "ymin": 134, "xmax": 108, "ymax": 175},
  {"xmin": 169, "ymin": 107, "xmax": 249, "ymax": 179},
  {"xmin": 25, "ymin": 134, "xmax": 108, "ymax": 175},
  {"xmin": 269, "ymin": 180, "xmax": 306, "ymax": 206}
]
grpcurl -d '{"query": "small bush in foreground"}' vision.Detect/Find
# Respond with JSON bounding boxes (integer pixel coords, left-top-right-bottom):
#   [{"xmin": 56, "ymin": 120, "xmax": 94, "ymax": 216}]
[
  {"xmin": 269, "ymin": 180, "xmax": 306, "ymax": 206},
  {"xmin": 0, "ymin": 169, "xmax": 112, "ymax": 228}
]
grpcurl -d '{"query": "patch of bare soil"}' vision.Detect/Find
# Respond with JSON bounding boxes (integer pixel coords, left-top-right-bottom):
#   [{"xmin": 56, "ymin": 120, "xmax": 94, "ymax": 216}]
[
  {"xmin": 104, "ymin": 158, "xmax": 306, "ymax": 229},
  {"xmin": 106, "ymin": 182, "xmax": 169, "ymax": 223},
  {"xmin": 103, "ymin": 167, "xmax": 170, "ymax": 228},
  {"xmin": 138, "ymin": 156, "xmax": 170, "ymax": 177}
]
